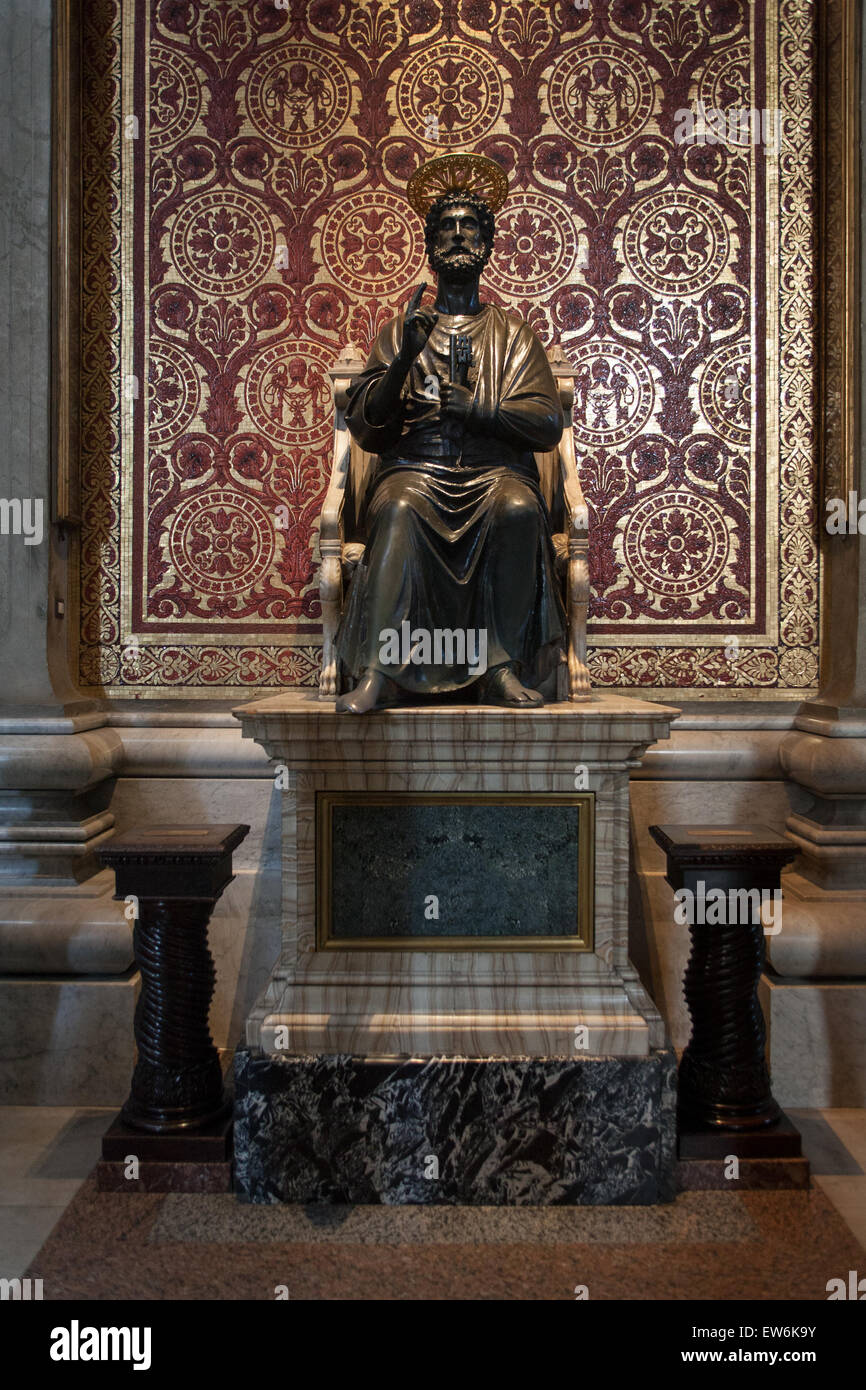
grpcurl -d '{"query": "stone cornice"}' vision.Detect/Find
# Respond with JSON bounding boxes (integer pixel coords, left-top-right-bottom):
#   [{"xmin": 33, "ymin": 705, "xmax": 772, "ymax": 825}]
[{"xmin": 232, "ymin": 692, "xmax": 681, "ymax": 772}]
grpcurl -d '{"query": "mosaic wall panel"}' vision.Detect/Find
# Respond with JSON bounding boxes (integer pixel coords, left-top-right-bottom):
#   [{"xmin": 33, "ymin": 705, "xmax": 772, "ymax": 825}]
[{"xmin": 79, "ymin": 0, "xmax": 819, "ymax": 696}]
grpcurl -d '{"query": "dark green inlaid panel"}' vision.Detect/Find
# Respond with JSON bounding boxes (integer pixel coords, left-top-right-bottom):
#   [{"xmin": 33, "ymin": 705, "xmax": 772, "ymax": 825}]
[{"xmin": 317, "ymin": 793, "xmax": 594, "ymax": 948}]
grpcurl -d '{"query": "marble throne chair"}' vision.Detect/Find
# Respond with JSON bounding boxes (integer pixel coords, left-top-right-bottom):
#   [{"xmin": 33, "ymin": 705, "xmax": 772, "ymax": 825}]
[{"xmin": 317, "ymin": 340, "xmax": 591, "ymax": 702}]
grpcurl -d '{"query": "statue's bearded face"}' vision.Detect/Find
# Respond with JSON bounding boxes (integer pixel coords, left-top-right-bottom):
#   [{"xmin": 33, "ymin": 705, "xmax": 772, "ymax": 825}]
[{"xmin": 429, "ymin": 202, "xmax": 491, "ymax": 282}]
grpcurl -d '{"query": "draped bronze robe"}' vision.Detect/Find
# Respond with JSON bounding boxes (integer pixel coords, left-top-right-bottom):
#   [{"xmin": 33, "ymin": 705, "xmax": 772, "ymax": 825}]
[{"xmin": 336, "ymin": 302, "xmax": 566, "ymax": 694}]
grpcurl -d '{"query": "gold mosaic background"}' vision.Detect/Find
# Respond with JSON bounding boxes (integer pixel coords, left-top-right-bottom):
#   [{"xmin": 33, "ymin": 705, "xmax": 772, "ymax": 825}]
[{"xmin": 78, "ymin": 0, "xmax": 819, "ymax": 697}]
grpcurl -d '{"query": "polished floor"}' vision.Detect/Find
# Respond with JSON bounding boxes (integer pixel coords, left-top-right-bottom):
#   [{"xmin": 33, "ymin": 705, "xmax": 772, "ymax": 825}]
[{"xmin": 1, "ymin": 1107, "xmax": 864, "ymax": 1299}]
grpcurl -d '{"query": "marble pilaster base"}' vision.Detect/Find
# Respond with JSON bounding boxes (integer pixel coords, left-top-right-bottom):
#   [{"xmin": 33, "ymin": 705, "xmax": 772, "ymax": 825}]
[
  {"xmin": 0, "ymin": 973, "xmax": 138, "ymax": 1104},
  {"xmin": 0, "ymin": 869, "xmax": 133, "ymax": 973},
  {"xmin": 233, "ymin": 1043, "xmax": 676, "ymax": 1205},
  {"xmin": 760, "ymin": 974, "xmax": 866, "ymax": 1106},
  {"xmin": 0, "ymin": 720, "xmax": 121, "ymax": 885}
]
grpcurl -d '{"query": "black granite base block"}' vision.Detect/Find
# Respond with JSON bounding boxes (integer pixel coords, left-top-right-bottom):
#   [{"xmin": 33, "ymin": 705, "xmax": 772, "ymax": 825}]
[{"xmin": 233, "ymin": 1046, "xmax": 677, "ymax": 1206}]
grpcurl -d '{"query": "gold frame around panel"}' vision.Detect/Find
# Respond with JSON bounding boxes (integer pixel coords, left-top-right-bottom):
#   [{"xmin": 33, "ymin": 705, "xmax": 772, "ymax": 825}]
[
  {"xmin": 316, "ymin": 791, "xmax": 595, "ymax": 952},
  {"xmin": 818, "ymin": 0, "xmax": 860, "ymax": 503}
]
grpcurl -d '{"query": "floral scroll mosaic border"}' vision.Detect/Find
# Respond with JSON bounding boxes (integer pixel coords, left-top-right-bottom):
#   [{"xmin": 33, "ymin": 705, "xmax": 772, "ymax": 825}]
[{"xmin": 78, "ymin": 0, "xmax": 819, "ymax": 698}]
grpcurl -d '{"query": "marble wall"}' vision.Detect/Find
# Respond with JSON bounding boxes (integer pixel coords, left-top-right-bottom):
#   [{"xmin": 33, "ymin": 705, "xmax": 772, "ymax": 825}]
[{"xmin": 0, "ymin": 0, "xmax": 58, "ymax": 711}]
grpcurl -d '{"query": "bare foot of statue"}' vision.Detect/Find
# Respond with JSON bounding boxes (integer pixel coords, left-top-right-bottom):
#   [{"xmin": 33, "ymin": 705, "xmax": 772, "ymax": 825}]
[
  {"xmin": 336, "ymin": 669, "xmax": 401, "ymax": 714},
  {"xmin": 479, "ymin": 663, "xmax": 544, "ymax": 708}
]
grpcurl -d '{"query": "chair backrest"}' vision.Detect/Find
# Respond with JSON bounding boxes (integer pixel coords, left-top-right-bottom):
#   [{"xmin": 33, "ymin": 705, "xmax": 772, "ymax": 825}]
[
  {"xmin": 327, "ymin": 343, "xmax": 375, "ymax": 545},
  {"xmin": 536, "ymin": 342, "xmax": 576, "ymax": 534}
]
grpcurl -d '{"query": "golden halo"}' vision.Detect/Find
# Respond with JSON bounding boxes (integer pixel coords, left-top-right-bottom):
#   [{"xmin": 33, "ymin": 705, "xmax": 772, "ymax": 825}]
[{"xmin": 406, "ymin": 152, "xmax": 509, "ymax": 218}]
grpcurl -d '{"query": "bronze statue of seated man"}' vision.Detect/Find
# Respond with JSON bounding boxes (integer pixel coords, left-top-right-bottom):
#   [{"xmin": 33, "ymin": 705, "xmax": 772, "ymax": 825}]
[{"xmin": 335, "ymin": 155, "xmax": 566, "ymax": 714}]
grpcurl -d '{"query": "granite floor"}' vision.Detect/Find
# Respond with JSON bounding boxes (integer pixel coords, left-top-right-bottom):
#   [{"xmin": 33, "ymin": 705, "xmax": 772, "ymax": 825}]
[{"xmin": 1, "ymin": 1106, "xmax": 865, "ymax": 1299}]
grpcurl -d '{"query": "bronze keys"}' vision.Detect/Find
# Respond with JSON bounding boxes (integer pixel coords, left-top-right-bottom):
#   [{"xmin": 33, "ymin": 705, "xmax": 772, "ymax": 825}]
[{"xmin": 449, "ymin": 332, "xmax": 473, "ymax": 386}]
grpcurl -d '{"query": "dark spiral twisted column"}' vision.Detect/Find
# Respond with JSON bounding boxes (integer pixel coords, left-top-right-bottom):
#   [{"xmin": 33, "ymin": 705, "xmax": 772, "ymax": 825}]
[
  {"xmin": 679, "ymin": 912, "xmax": 779, "ymax": 1130},
  {"xmin": 649, "ymin": 824, "xmax": 796, "ymax": 1142},
  {"xmin": 124, "ymin": 898, "xmax": 227, "ymax": 1133},
  {"xmin": 99, "ymin": 824, "xmax": 249, "ymax": 1138}
]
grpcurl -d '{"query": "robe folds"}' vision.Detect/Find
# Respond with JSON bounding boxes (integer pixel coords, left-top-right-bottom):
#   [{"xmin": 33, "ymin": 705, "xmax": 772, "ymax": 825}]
[{"xmin": 336, "ymin": 302, "xmax": 567, "ymax": 694}]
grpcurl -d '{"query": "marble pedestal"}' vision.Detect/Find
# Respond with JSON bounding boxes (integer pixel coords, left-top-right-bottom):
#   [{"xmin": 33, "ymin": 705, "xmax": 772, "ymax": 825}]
[{"xmin": 232, "ymin": 692, "xmax": 679, "ymax": 1204}]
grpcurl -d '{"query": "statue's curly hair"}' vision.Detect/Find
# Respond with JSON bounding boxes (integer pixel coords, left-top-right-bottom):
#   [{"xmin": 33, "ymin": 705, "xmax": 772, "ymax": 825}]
[{"xmin": 424, "ymin": 189, "xmax": 496, "ymax": 267}]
